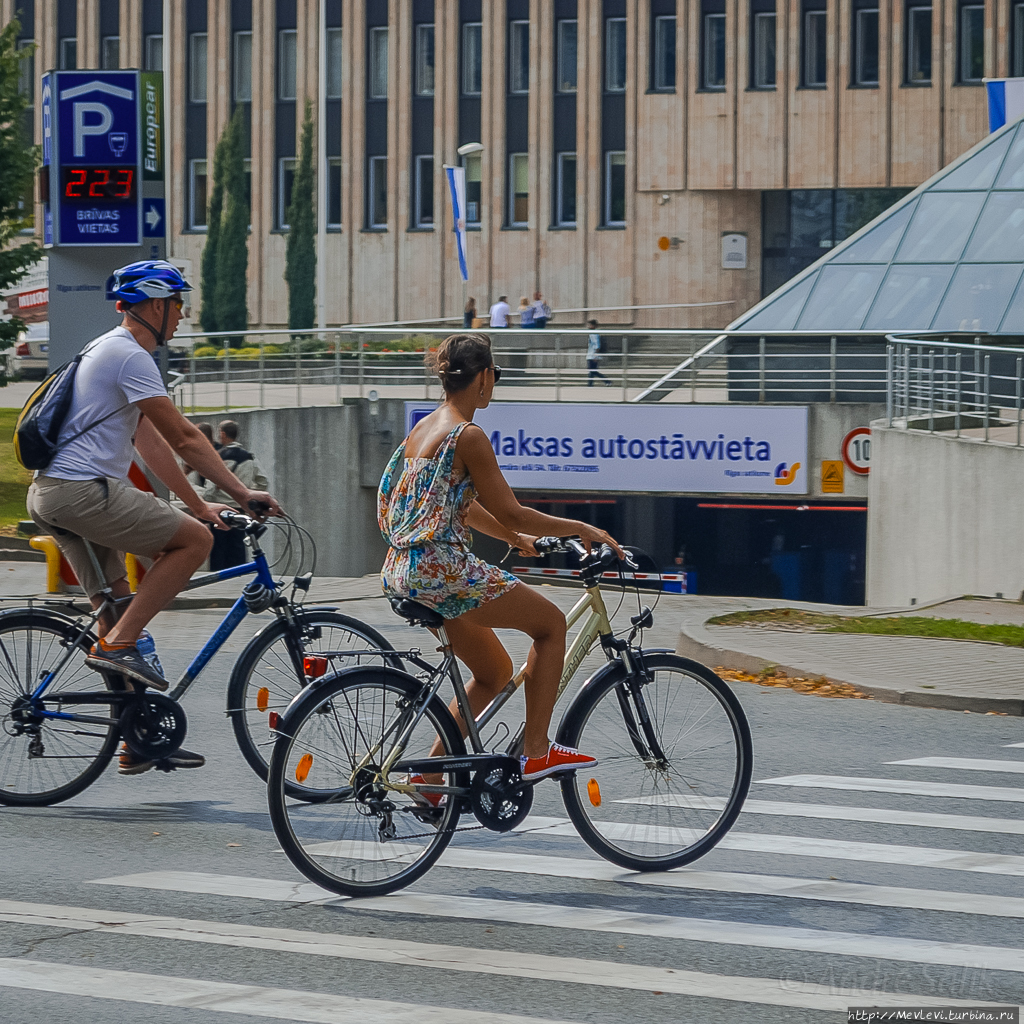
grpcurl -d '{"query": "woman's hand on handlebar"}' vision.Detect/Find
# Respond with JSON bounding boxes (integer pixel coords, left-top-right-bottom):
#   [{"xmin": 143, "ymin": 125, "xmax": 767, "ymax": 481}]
[
  {"xmin": 575, "ymin": 523, "xmax": 625, "ymax": 560},
  {"xmin": 514, "ymin": 532, "xmax": 540, "ymax": 557}
]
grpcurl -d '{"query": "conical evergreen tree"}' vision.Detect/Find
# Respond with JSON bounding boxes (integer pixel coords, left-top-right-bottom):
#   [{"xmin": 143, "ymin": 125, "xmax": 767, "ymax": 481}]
[
  {"xmin": 214, "ymin": 106, "xmax": 249, "ymax": 339},
  {"xmin": 198, "ymin": 121, "xmax": 228, "ymax": 333},
  {"xmin": 0, "ymin": 21, "xmax": 41, "ymax": 385},
  {"xmin": 285, "ymin": 100, "xmax": 316, "ymax": 331}
]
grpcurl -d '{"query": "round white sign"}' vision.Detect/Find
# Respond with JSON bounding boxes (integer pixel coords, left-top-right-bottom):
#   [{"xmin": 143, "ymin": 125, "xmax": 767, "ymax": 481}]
[{"xmin": 841, "ymin": 427, "xmax": 871, "ymax": 475}]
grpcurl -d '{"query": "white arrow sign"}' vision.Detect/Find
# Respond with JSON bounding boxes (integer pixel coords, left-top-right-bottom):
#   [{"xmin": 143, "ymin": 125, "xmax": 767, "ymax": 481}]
[{"xmin": 145, "ymin": 205, "xmax": 162, "ymax": 231}]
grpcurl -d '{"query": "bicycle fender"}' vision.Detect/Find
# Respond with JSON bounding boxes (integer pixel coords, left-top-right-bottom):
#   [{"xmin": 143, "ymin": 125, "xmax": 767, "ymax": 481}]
[
  {"xmin": 274, "ymin": 664, "xmax": 418, "ymax": 731},
  {"xmin": 553, "ymin": 648, "xmax": 675, "ymax": 741},
  {"xmin": 239, "ymin": 605, "xmax": 341, "ymax": 648},
  {"xmin": 0, "ymin": 604, "xmax": 94, "ymax": 634}
]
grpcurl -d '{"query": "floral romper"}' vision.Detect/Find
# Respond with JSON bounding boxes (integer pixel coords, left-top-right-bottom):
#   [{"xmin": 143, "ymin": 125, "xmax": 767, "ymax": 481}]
[{"xmin": 378, "ymin": 421, "xmax": 519, "ymax": 619}]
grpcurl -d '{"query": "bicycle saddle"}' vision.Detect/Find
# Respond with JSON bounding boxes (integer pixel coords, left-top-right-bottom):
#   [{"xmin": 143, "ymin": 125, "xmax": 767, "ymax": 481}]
[{"xmin": 389, "ymin": 597, "xmax": 445, "ymax": 629}]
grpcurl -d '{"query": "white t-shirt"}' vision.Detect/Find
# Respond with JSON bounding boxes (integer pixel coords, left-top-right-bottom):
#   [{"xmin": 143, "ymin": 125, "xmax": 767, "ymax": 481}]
[
  {"xmin": 47, "ymin": 327, "xmax": 167, "ymax": 481},
  {"xmin": 489, "ymin": 301, "xmax": 510, "ymax": 327}
]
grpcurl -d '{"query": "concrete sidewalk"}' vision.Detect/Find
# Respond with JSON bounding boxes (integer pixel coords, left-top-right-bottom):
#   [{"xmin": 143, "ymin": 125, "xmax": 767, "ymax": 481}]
[{"xmin": 675, "ymin": 595, "xmax": 1024, "ymax": 716}]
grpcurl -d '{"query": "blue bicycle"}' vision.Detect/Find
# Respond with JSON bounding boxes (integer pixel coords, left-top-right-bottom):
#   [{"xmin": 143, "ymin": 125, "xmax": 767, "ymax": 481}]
[{"xmin": 0, "ymin": 511, "xmax": 398, "ymax": 806}]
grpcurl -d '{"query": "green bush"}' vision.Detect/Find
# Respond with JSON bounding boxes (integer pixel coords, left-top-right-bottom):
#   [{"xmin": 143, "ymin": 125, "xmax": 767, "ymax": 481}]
[{"xmin": 193, "ymin": 345, "xmax": 219, "ymax": 358}]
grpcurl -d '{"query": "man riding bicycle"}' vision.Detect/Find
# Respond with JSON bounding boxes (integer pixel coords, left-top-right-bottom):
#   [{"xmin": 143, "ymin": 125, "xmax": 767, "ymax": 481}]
[{"xmin": 26, "ymin": 260, "xmax": 283, "ymax": 775}]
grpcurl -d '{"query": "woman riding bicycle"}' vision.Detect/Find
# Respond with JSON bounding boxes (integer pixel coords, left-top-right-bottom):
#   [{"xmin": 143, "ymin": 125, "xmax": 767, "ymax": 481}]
[{"xmin": 377, "ymin": 333, "xmax": 623, "ymax": 783}]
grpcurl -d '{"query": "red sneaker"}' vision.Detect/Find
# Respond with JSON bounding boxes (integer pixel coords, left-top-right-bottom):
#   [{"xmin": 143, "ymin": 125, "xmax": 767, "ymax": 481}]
[
  {"xmin": 520, "ymin": 743, "xmax": 598, "ymax": 782},
  {"xmin": 408, "ymin": 773, "xmax": 445, "ymax": 808}
]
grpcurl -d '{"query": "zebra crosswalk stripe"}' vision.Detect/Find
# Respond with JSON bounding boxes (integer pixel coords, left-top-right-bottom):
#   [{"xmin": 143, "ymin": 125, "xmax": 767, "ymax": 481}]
[
  {"xmin": 757, "ymin": 774, "xmax": 1024, "ymax": 802},
  {"xmin": 889, "ymin": 757, "xmax": 1024, "ymax": 774}
]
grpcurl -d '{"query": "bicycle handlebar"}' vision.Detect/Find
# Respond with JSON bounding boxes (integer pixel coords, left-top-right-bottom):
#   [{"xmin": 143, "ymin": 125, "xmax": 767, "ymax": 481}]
[
  {"xmin": 533, "ymin": 536, "xmax": 638, "ymax": 571},
  {"xmin": 218, "ymin": 509, "xmax": 260, "ymax": 532}
]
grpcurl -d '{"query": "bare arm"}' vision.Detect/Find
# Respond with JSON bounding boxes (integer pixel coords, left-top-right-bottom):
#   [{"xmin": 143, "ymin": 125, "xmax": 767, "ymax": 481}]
[
  {"xmin": 135, "ymin": 397, "xmax": 284, "ymax": 517},
  {"xmin": 457, "ymin": 426, "xmax": 622, "ymax": 555},
  {"xmin": 134, "ymin": 417, "xmax": 221, "ymax": 519},
  {"xmin": 466, "ymin": 500, "xmax": 538, "ymax": 555}
]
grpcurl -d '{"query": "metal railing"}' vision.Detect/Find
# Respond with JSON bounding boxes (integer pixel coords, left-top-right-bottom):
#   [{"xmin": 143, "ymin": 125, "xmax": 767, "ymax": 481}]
[
  {"xmin": 167, "ymin": 327, "xmax": 896, "ymax": 412},
  {"xmin": 885, "ymin": 336, "xmax": 1024, "ymax": 445}
]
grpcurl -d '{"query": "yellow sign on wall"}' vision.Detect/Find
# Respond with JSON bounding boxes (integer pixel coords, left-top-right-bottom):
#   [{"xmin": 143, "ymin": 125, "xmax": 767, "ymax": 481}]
[{"xmin": 821, "ymin": 460, "xmax": 845, "ymax": 494}]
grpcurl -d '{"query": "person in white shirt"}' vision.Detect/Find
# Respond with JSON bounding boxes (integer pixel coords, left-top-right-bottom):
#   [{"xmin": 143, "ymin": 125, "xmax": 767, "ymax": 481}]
[
  {"xmin": 489, "ymin": 296, "xmax": 510, "ymax": 328},
  {"xmin": 587, "ymin": 319, "xmax": 609, "ymax": 386},
  {"xmin": 531, "ymin": 291, "xmax": 551, "ymax": 329}
]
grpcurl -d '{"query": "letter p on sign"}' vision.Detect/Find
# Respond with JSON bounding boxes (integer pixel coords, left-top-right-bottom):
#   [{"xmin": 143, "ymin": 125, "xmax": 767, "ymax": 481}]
[{"xmin": 73, "ymin": 102, "xmax": 113, "ymax": 157}]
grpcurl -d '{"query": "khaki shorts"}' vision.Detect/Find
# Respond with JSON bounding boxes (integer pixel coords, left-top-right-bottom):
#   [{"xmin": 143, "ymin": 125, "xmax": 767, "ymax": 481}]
[{"xmin": 27, "ymin": 475, "xmax": 187, "ymax": 597}]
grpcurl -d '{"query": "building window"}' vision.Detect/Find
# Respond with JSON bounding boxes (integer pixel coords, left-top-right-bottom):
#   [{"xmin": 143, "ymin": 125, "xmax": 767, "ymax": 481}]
[
  {"xmin": 369, "ymin": 26, "xmax": 388, "ymax": 99},
  {"xmin": 653, "ymin": 15, "xmax": 676, "ymax": 91},
  {"xmin": 415, "ymin": 24, "xmax": 435, "ymax": 96},
  {"xmin": 190, "ymin": 159, "xmax": 208, "ymax": 230},
  {"xmin": 326, "ymin": 27, "xmax": 343, "ymax": 98},
  {"xmin": 605, "ymin": 151, "xmax": 626, "ymax": 226},
  {"xmin": 16, "ymin": 42, "xmax": 33, "ymax": 99},
  {"xmin": 101, "ymin": 36, "xmax": 119, "ymax": 69},
  {"xmin": 509, "ymin": 20, "xmax": 529, "ymax": 94},
  {"xmin": 803, "ymin": 7, "xmax": 827, "ymax": 86},
  {"xmin": 278, "ymin": 158, "xmax": 296, "ymax": 229},
  {"xmin": 509, "ymin": 152, "xmax": 528, "ymax": 225},
  {"xmin": 853, "ymin": 6, "xmax": 879, "ymax": 85},
  {"xmin": 702, "ymin": 13, "xmax": 726, "ymax": 88},
  {"xmin": 145, "ymin": 34, "xmax": 163, "ymax": 71},
  {"xmin": 189, "ymin": 33, "xmax": 207, "ymax": 103},
  {"xmin": 368, "ymin": 156, "xmax": 388, "ymax": 227},
  {"xmin": 462, "ymin": 22, "xmax": 482, "ymax": 95},
  {"xmin": 557, "ymin": 19, "xmax": 578, "ymax": 92},
  {"xmin": 59, "ymin": 37, "xmax": 77, "ymax": 70},
  {"xmin": 556, "ymin": 152, "xmax": 576, "ymax": 227},
  {"xmin": 414, "ymin": 155, "xmax": 434, "ymax": 227},
  {"xmin": 752, "ymin": 10, "xmax": 777, "ymax": 88},
  {"xmin": 234, "ymin": 31, "xmax": 252, "ymax": 102},
  {"xmin": 464, "ymin": 152, "xmax": 482, "ymax": 223},
  {"xmin": 959, "ymin": 3, "xmax": 984, "ymax": 82},
  {"xmin": 279, "ymin": 29, "xmax": 297, "ymax": 100},
  {"xmin": 906, "ymin": 4, "xmax": 932, "ymax": 83},
  {"xmin": 1015, "ymin": 3, "xmax": 1024, "ymax": 76},
  {"xmin": 327, "ymin": 157, "xmax": 342, "ymax": 227},
  {"xmin": 606, "ymin": 17, "xmax": 626, "ymax": 92}
]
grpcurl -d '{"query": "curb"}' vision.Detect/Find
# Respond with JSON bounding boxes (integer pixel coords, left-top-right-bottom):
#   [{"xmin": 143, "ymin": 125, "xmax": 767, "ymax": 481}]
[{"xmin": 676, "ymin": 624, "xmax": 1024, "ymax": 717}]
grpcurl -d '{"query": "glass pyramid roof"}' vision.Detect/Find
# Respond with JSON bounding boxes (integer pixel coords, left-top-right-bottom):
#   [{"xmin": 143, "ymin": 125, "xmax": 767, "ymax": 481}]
[{"xmin": 731, "ymin": 117, "xmax": 1024, "ymax": 334}]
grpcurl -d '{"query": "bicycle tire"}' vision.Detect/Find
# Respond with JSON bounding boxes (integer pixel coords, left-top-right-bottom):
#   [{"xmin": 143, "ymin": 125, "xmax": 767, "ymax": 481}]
[
  {"xmin": 268, "ymin": 666, "xmax": 466, "ymax": 897},
  {"xmin": 227, "ymin": 609, "xmax": 401, "ymax": 799},
  {"xmin": 557, "ymin": 653, "xmax": 753, "ymax": 872},
  {"xmin": 0, "ymin": 610, "xmax": 122, "ymax": 806}
]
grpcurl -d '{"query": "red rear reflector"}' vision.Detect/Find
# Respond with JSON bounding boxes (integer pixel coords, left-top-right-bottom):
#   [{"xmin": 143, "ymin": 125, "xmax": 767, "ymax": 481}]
[
  {"xmin": 303, "ymin": 656, "xmax": 328, "ymax": 678},
  {"xmin": 268, "ymin": 711, "xmax": 280, "ymax": 730},
  {"xmin": 295, "ymin": 753, "xmax": 313, "ymax": 783},
  {"xmin": 256, "ymin": 686, "xmax": 269, "ymax": 712}
]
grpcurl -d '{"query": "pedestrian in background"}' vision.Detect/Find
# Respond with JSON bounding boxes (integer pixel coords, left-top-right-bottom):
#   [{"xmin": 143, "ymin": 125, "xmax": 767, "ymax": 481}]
[
  {"xmin": 518, "ymin": 297, "xmax": 535, "ymax": 328},
  {"xmin": 489, "ymin": 295, "xmax": 510, "ymax": 328},
  {"xmin": 532, "ymin": 292, "xmax": 551, "ymax": 329},
  {"xmin": 463, "ymin": 297, "xmax": 477, "ymax": 329},
  {"xmin": 203, "ymin": 420, "xmax": 270, "ymax": 569},
  {"xmin": 587, "ymin": 319, "xmax": 609, "ymax": 387}
]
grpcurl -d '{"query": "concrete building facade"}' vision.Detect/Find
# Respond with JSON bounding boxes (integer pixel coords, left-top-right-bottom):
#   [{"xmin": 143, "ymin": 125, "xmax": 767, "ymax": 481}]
[{"xmin": 3, "ymin": 0, "xmax": 998, "ymax": 329}]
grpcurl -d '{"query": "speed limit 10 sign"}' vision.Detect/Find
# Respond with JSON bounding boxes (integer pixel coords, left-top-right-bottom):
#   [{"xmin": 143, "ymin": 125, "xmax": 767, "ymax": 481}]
[{"xmin": 841, "ymin": 427, "xmax": 871, "ymax": 475}]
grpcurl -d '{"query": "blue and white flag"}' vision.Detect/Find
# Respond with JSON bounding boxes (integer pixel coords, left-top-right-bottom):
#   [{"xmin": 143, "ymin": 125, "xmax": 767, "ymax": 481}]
[
  {"xmin": 444, "ymin": 164, "xmax": 469, "ymax": 283},
  {"xmin": 985, "ymin": 78, "xmax": 1024, "ymax": 133}
]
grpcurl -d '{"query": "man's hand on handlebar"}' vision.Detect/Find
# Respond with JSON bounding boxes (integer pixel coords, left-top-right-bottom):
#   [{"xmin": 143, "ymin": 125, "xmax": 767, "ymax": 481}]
[
  {"xmin": 196, "ymin": 502, "xmax": 236, "ymax": 530},
  {"xmin": 243, "ymin": 490, "xmax": 285, "ymax": 520}
]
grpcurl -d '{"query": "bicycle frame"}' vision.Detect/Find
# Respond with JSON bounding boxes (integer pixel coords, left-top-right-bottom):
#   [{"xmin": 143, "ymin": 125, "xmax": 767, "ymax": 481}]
[{"xmin": 29, "ymin": 546, "xmax": 279, "ymax": 715}]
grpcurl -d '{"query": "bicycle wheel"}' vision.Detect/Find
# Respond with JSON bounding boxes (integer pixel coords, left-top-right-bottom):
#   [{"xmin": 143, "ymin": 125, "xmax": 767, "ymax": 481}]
[
  {"xmin": 268, "ymin": 666, "xmax": 465, "ymax": 897},
  {"xmin": 227, "ymin": 610, "xmax": 401, "ymax": 798},
  {"xmin": 557, "ymin": 653, "xmax": 752, "ymax": 872},
  {"xmin": 0, "ymin": 610, "xmax": 122, "ymax": 806}
]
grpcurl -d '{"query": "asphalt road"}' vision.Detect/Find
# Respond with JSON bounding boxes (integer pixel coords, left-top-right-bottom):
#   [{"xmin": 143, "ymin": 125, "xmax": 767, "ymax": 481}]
[{"xmin": 1, "ymin": 589, "xmax": 1023, "ymax": 1023}]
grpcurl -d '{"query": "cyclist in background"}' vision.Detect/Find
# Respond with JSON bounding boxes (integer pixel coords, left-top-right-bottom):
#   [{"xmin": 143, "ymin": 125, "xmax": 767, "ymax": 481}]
[
  {"xmin": 378, "ymin": 333, "xmax": 623, "ymax": 786},
  {"xmin": 26, "ymin": 260, "xmax": 283, "ymax": 775}
]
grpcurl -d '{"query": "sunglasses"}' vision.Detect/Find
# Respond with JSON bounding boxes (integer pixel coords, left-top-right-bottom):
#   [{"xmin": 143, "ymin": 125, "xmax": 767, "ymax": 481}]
[{"xmin": 492, "ymin": 364, "xmax": 503, "ymax": 382}]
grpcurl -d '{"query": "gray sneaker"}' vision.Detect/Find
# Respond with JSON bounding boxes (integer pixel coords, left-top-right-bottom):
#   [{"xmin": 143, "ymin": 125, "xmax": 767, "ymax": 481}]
[{"xmin": 86, "ymin": 643, "xmax": 170, "ymax": 691}]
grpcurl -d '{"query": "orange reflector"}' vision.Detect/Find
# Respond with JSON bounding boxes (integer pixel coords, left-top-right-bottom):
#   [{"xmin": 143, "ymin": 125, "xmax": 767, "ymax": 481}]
[
  {"xmin": 256, "ymin": 687, "xmax": 269, "ymax": 712},
  {"xmin": 303, "ymin": 656, "xmax": 328, "ymax": 678},
  {"xmin": 587, "ymin": 778, "xmax": 601, "ymax": 807},
  {"xmin": 295, "ymin": 753, "xmax": 313, "ymax": 783},
  {"xmin": 268, "ymin": 711, "xmax": 280, "ymax": 730}
]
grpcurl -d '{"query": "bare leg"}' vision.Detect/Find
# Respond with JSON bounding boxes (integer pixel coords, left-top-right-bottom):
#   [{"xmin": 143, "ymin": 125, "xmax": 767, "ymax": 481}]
[
  {"xmin": 90, "ymin": 578, "xmax": 132, "ymax": 637},
  {"xmin": 104, "ymin": 518, "xmax": 213, "ymax": 646}
]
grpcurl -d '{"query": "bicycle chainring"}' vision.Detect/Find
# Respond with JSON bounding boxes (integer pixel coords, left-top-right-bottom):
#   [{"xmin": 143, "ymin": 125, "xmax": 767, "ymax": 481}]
[
  {"xmin": 470, "ymin": 765, "xmax": 533, "ymax": 833},
  {"xmin": 119, "ymin": 692, "xmax": 188, "ymax": 761}
]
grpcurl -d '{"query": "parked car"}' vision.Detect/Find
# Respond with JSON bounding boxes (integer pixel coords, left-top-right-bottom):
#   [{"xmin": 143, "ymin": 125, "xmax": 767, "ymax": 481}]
[{"xmin": 5, "ymin": 323, "xmax": 48, "ymax": 379}]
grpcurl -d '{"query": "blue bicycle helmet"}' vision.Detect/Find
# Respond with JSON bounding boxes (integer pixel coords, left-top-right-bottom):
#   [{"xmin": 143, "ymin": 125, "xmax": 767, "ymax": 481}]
[{"xmin": 107, "ymin": 260, "xmax": 192, "ymax": 304}]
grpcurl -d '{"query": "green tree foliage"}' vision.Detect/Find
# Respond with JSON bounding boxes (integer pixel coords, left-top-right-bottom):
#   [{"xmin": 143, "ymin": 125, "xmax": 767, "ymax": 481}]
[
  {"xmin": 0, "ymin": 20, "xmax": 42, "ymax": 384},
  {"xmin": 285, "ymin": 100, "xmax": 316, "ymax": 331},
  {"xmin": 198, "ymin": 119, "xmax": 228, "ymax": 333},
  {"xmin": 199, "ymin": 107, "xmax": 248, "ymax": 342}
]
